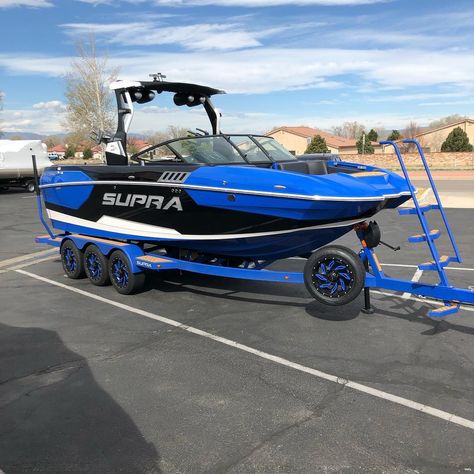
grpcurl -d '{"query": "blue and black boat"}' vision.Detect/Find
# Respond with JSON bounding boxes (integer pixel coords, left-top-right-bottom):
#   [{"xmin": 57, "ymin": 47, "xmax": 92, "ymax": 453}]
[{"xmin": 40, "ymin": 77, "xmax": 411, "ymax": 260}]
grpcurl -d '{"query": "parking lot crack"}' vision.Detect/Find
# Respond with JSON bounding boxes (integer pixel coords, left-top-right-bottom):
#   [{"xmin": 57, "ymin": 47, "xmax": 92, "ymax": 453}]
[
  {"xmin": 0, "ymin": 362, "xmax": 85, "ymax": 410},
  {"xmin": 211, "ymin": 385, "xmax": 346, "ymax": 473},
  {"xmin": 0, "ymin": 358, "xmax": 84, "ymax": 388}
]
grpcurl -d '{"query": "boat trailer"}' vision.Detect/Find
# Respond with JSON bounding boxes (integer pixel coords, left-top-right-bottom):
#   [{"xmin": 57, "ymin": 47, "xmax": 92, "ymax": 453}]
[{"xmin": 33, "ymin": 140, "xmax": 474, "ymax": 318}]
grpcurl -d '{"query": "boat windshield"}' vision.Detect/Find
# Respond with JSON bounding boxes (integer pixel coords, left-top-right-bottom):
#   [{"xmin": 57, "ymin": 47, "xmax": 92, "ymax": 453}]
[
  {"xmin": 138, "ymin": 136, "xmax": 246, "ymax": 164},
  {"xmin": 133, "ymin": 134, "xmax": 297, "ymax": 164},
  {"xmin": 229, "ymin": 136, "xmax": 271, "ymax": 163},
  {"xmin": 253, "ymin": 137, "xmax": 297, "ymax": 162}
]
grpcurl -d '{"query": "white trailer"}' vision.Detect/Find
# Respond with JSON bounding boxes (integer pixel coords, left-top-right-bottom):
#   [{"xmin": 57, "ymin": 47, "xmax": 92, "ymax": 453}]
[{"xmin": 0, "ymin": 140, "xmax": 51, "ymax": 192}]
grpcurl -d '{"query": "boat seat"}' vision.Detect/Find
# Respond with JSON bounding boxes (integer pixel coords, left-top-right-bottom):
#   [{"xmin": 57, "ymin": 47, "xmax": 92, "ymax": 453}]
[
  {"xmin": 306, "ymin": 160, "xmax": 328, "ymax": 175},
  {"xmin": 276, "ymin": 161, "xmax": 310, "ymax": 174},
  {"xmin": 276, "ymin": 160, "xmax": 328, "ymax": 175}
]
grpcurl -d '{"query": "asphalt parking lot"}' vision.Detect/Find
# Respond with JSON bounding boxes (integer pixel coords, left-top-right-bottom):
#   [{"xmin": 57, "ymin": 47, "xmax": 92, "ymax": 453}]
[{"xmin": 1, "ymin": 188, "xmax": 474, "ymax": 473}]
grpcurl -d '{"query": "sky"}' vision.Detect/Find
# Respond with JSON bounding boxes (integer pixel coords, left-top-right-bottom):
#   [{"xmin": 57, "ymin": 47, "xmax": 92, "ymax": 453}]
[{"xmin": 1, "ymin": 0, "xmax": 474, "ymax": 136}]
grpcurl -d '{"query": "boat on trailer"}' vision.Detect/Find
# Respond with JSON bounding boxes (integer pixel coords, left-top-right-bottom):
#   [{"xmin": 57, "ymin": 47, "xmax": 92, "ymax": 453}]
[
  {"xmin": 40, "ymin": 76, "xmax": 411, "ymax": 260},
  {"xmin": 34, "ymin": 75, "xmax": 474, "ymax": 317}
]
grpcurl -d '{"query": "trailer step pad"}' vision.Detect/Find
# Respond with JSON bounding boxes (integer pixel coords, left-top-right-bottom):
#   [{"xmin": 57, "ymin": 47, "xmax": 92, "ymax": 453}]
[
  {"xmin": 136, "ymin": 254, "xmax": 178, "ymax": 270},
  {"xmin": 399, "ymin": 204, "xmax": 439, "ymax": 215},
  {"xmin": 408, "ymin": 229, "xmax": 441, "ymax": 243},
  {"xmin": 418, "ymin": 255, "xmax": 455, "ymax": 271},
  {"xmin": 137, "ymin": 255, "xmax": 172, "ymax": 263},
  {"xmin": 428, "ymin": 303, "xmax": 460, "ymax": 318}
]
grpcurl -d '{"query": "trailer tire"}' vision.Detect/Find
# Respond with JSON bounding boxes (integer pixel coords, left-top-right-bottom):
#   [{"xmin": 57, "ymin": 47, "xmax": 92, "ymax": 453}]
[
  {"xmin": 304, "ymin": 245, "xmax": 365, "ymax": 306},
  {"xmin": 84, "ymin": 245, "xmax": 110, "ymax": 286},
  {"xmin": 108, "ymin": 250, "xmax": 145, "ymax": 295},
  {"xmin": 60, "ymin": 240, "xmax": 85, "ymax": 279},
  {"xmin": 26, "ymin": 181, "xmax": 36, "ymax": 193}
]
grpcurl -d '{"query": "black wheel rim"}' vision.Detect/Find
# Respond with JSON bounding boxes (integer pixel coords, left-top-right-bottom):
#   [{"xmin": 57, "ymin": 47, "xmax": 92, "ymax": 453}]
[{"xmin": 312, "ymin": 256, "xmax": 354, "ymax": 299}]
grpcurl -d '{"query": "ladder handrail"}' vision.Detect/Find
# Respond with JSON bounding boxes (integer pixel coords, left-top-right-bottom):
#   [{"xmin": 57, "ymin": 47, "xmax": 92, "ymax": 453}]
[
  {"xmin": 402, "ymin": 139, "xmax": 462, "ymax": 263},
  {"xmin": 380, "ymin": 140, "xmax": 449, "ymax": 285}
]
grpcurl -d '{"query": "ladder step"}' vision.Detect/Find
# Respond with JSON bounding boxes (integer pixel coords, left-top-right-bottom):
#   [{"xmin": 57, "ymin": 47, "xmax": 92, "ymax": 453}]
[
  {"xmin": 418, "ymin": 255, "xmax": 455, "ymax": 271},
  {"xmin": 398, "ymin": 204, "xmax": 439, "ymax": 215},
  {"xmin": 428, "ymin": 303, "xmax": 460, "ymax": 318},
  {"xmin": 408, "ymin": 229, "xmax": 441, "ymax": 243}
]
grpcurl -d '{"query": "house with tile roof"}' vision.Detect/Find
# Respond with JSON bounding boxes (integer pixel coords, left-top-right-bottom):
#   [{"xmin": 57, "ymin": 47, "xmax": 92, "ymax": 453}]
[
  {"xmin": 267, "ymin": 126, "xmax": 382, "ymax": 156},
  {"xmin": 47, "ymin": 144, "xmax": 67, "ymax": 158}
]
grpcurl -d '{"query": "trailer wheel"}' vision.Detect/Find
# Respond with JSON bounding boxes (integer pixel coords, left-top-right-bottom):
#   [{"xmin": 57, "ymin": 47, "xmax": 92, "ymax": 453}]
[
  {"xmin": 26, "ymin": 181, "xmax": 36, "ymax": 193},
  {"xmin": 84, "ymin": 245, "xmax": 110, "ymax": 286},
  {"xmin": 304, "ymin": 245, "xmax": 365, "ymax": 306},
  {"xmin": 108, "ymin": 250, "xmax": 145, "ymax": 295},
  {"xmin": 60, "ymin": 240, "xmax": 85, "ymax": 279}
]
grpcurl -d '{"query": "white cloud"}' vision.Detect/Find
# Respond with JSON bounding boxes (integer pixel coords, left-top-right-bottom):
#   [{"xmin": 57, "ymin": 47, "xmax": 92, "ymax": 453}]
[
  {"xmin": 61, "ymin": 21, "xmax": 289, "ymax": 51},
  {"xmin": 0, "ymin": 54, "xmax": 68, "ymax": 76},
  {"xmin": 141, "ymin": 105, "xmax": 171, "ymax": 113},
  {"xmin": 0, "ymin": 0, "xmax": 52, "ymax": 7},
  {"xmin": 76, "ymin": 0, "xmax": 388, "ymax": 5},
  {"xmin": 2, "ymin": 47, "xmax": 474, "ymax": 94},
  {"xmin": 33, "ymin": 100, "xmax": 66, "ymax": 111},
  {"xmin": 1, "ymin": 106, "xmax": 65, "ymax": 134}
]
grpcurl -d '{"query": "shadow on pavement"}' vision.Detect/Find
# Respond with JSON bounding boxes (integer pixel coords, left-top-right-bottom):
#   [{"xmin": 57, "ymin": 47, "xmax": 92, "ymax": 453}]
[
  {"xmin": 370, "ymin": 293, "xmax": 474, "ymax": 336},
  {"xmin": 0, "ymin": 322, "xmax": 161, "ymax": 473},
  {"xmin": 147, "ymin": 271, "xmax": 362, "ymax": 320}
]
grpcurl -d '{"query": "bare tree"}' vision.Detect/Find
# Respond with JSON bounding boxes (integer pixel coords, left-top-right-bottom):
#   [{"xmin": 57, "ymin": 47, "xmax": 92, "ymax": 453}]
[
  {"xmin": 64, "ymin": 36, "xmax": 118, "ymax": 142},
  {"xmin": 145, "ymin": 125, "xmax": 189, "ymax": 145},
  {"xmin": 402, "ymin": 121, "xmax": 421, "ymax": 151},
  {"xmin": 331, "ymin": 121, "xmax": 366, "ymax": 139},
  {"xmin": 429, "ymin": 114, "xmax": 468, "ymax": 130},
  {"xmin": 43, "ymin": 135, "xmax": 64, "ymax": 148}
]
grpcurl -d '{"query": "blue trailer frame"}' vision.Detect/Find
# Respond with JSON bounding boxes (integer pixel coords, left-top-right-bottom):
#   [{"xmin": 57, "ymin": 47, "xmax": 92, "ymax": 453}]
[{"xmin": 32, "ymin": 140, "xmax": 474, "ymax": 318}]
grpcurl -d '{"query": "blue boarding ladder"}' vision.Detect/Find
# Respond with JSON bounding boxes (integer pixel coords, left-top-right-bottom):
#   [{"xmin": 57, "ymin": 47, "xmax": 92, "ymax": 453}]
[{"xmin": 380, "ymin": 139, "xmax": 462, "ymax": 317}]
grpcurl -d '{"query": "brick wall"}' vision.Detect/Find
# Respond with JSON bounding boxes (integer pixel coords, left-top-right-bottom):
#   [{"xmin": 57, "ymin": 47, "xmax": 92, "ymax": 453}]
[{"xmin": 340, "ymin": 152, "xmax": 474, "ymax": 170}]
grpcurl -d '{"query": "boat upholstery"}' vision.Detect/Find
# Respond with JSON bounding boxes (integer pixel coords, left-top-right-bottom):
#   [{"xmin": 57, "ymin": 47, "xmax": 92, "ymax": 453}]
[{"xmin": 276, "ymin": 160, "xmax": 328, "ymax": 175}]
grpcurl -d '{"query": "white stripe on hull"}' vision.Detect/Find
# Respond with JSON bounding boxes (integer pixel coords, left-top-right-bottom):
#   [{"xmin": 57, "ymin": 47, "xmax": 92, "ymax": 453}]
[{"xmin": 47, "ymin": 210, "xmax": 365, "ymax": 241}]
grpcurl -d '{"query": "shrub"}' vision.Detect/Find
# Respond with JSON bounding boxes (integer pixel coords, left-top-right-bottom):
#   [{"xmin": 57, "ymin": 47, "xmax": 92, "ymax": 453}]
[
  {"xmin": 440, "ymin": 127, "xmax": 473, "ymax": 152},
  {"xmin": 356, "ymin": 134, "xmax": 374, "ymax": 154},
  {"xmin": 305, "ymin": 135, "xmax": 329, "ymax": 153},
  {"xmin": 83, "ymin": 147, "xmax": 93, "ymax": 160}
]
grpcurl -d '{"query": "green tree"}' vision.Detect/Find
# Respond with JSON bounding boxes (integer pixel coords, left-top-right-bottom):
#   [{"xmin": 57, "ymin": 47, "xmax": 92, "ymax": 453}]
[
  {"xmin": 64, "ymin": 145, "xmax": 76, "ymax": 159},
  {"xmin": 83, "ymin": 147, "xmax": 93, "ymax": 159},
  {"xmin": 305, "ymin": 135, "xmax": 329, "ymax": 153},
  {"xmin": 356, "ymin": 133, "xmax": 374, "ymax": 154},
  {"xmin": 366, "ymin": 129, "xmax": 378, "ymax": 142},
  {"xmin": 387, "ymin": 130, "xmax": 401, "ymax": 141},
  {"xmin": 440, "ymin": 127, "xmax": 473, "ymax": 152}
]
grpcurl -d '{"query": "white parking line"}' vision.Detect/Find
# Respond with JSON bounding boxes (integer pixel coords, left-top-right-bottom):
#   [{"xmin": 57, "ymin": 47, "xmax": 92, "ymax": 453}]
[
  {"xmin": 0, "ymin": 255, "xmax": 57, "ymax": 274},
  {"xmin": 15, "ymin": 268, "xmax": 474, "ymax": 431},
  {"xmin": 402, "ymin": 268, "xmax": 424, "ymax": 299},
  {"xmin": 382, "ymin": 263, "xmax": 474, "ymax": 272},
  {"xmin": 0, "ymin": 249, "xmax": 56, "ymax": 269},
  {"xmin": 371, "ymin": 289, "xmax": 474, "ymax": 313},
  {"xmin": 290, "ymin": 257, "xmax": 474, "ymax": 272}
]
